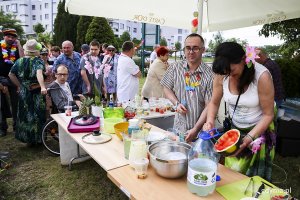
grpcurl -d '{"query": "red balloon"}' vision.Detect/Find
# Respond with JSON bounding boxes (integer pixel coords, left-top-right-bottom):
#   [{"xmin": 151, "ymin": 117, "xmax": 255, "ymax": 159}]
[{"xmin": 191, "ymin": 18, "xmax": 198, "ymax": 27}]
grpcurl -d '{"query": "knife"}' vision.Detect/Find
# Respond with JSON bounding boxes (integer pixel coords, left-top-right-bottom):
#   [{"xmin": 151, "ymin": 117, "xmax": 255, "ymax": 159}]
[{"xmin": 254, "ymin": 183, "xmax": 265, "ymax": 198}]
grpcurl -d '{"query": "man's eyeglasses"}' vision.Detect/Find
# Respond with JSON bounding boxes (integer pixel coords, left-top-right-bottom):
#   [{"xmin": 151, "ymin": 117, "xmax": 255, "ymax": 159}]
[
  {"xmin": 107, "ymin": 49, "xmax": 114, "ymax": 52},
  {"xmin": 56, "ymin": 73, "xmax": 68, "ymax": 77},
  {"xmin": 184, "ymin": 46, "xmax": 204, "ymax": 53}
]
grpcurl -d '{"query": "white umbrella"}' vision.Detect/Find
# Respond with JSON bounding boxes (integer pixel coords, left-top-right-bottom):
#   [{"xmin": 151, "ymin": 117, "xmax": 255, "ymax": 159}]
[{"xmin": 65, "ymin": 0, "xmax": 300, "ymax": 33}]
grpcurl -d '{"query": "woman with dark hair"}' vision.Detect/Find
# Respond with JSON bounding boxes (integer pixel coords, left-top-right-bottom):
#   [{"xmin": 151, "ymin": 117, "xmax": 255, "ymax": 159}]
[
  {"xmin": 142, "ymin": 46, "xmax": 169, "ymax": 99},
  {"xmin": 203, "ymin": 42, "xmax": 276, "ymax": 181}
]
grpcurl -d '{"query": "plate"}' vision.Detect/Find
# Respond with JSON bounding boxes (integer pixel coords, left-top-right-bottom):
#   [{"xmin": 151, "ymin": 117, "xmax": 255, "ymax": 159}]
[
  {"xmin": 73, "ymin": 115, "xmax": 98, "ymax": 126},
  {"xmin": 82, "ymin": 133, "xmax": 112, "ymax": 144},
  {"xmin": 147, "ymin": 131, "xmax": 166, "ymax": 142}
]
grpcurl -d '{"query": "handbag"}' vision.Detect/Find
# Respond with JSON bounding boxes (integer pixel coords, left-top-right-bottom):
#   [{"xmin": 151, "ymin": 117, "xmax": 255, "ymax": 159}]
[{"xmin": 223, "ymin": 94, "xmax": 241, "ymax": 132}]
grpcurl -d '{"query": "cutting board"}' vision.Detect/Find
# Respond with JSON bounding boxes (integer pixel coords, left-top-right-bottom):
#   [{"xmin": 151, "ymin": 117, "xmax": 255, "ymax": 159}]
[{"xmin": 216, "ymin": 176, "xmax": 286, "ymax": 200}]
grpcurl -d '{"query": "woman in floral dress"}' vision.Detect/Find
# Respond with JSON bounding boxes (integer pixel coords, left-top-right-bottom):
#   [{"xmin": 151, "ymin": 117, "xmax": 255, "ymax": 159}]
[{"xmin": 9, "ymin": 39, "xmax": 47, "ymax": 145}]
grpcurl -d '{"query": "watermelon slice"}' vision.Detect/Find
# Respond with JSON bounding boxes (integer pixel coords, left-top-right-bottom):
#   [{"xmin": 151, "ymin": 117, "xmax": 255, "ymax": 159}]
[{"xmin": 214, "ymin": 129, "xmax": 240, "ymax": 156}]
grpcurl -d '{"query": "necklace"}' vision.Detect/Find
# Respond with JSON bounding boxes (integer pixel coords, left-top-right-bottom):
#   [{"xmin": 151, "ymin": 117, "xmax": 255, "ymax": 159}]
[
  {"xmin": 1, "ymin": 40, "xmax": 17, "ymax": 64},
  {"xmin": 184, "ymin": 69, "xmax": 201, "ymax": 96}
]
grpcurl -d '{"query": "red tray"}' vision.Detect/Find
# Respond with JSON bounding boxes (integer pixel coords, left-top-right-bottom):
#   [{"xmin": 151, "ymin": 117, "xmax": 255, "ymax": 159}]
[{"xmin": 67, "ymin": 117, "xmax": 100, "ymax": 133}]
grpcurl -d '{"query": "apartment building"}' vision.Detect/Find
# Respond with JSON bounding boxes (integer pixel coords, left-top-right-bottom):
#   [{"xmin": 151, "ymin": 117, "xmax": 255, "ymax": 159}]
[{"xmin": 0, "ymin": 0, "xmax": 58, "ymax": 35}]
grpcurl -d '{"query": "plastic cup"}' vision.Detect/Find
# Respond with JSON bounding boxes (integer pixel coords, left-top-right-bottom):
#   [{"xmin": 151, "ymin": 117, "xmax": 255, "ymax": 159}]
[
  {"xmin": 64, "ymin": 106, "xmax": 72, "ymax": 116},
  {"xmin": 133, "ymin": 158, "xmax": 149, "ymax": 179}
]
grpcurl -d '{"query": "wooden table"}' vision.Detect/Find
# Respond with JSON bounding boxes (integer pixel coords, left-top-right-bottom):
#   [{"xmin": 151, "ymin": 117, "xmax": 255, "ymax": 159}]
[
  {"xmin": 52, "ymin": 112, "xmax": 248, "ymax": 199},
  {"xmin": 108, "ymin": 164, "xmax": 247, "ymax": 200}
]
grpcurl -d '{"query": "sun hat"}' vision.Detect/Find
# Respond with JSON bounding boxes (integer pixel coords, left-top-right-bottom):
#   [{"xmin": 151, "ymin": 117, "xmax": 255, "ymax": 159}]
[
  {"xmin": 40, "ymin": 47, "xmax": 49, "ymax": 55},
  {"xmin": 23, "ymin": 39, "xmax": 42, "ymax": 53},
  {"xmin": 2, "ymin": 28, "xmax": 17, "ymax": 37}
]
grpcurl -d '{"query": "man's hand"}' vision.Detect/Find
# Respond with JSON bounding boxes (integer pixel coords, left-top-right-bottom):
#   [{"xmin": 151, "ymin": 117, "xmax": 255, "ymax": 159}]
[
  {"xmin": 176, "ymin": 103, "xmax": 187, "ymax": 114},
  {"xmin": 185, "ymin": 127, "xmax": 198, "ymax": 143},
  {"xmin": 41, "ymin": 87, "xmax": 47, "ymax": 95}
]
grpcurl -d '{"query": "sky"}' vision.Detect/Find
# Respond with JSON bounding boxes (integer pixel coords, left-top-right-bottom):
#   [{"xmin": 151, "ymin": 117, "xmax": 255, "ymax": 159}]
[{"xmin": 202, "ymin": 25, "xmax": 284, "ymax": 47}]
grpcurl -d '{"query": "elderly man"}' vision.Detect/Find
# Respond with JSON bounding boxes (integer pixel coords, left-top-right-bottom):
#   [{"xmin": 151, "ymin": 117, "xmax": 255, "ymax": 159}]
[
  {"xmin": 255, "ymin": 48, "xmax": 285, "ymax": 108},
  {"xmin": 80, "ymin": 40, "xmax": 103, "ymax": 97},
  {"xmin": 117, "ymin": 41, "xmax": 141, "ymax": 102},
  {"xmin": 53, "ymin": 40, "xmax": 82, "ymax": 95},
  {"xmin": 161, "ymin": 33, "xmax": 213, "ymax": 142},
  {"xmin": 0, "ymin": 28, "xmax": 24, "ymax": 136}
]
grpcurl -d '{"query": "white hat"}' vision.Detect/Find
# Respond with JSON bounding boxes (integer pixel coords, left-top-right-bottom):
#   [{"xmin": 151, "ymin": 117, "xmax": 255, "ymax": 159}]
[{"xmin": 23, "ymin": 39, "xmax": 42, "ymax": 53}]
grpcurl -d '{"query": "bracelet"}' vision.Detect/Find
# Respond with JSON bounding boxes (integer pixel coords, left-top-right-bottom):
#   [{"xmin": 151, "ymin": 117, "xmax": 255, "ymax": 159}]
[{"xmin": 245, "ymin": 134, "xmax": 254, "ymax": 141}]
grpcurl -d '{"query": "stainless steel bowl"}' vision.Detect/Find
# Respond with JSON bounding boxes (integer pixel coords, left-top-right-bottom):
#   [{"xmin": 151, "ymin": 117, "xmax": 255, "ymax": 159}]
[{"xmin": 148, "ymin": 141, "xmax": 191, "ymax": 178}]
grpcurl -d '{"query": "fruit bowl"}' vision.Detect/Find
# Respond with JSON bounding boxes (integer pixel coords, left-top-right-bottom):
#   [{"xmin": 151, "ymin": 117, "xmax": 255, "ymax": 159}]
[
  {"xmin": 114, "ymin": 122, "xmax": 129, "ymax": 140},
  {"xmin": 214, "ymin": 129, "xmax": 241, "ymax": 156}
]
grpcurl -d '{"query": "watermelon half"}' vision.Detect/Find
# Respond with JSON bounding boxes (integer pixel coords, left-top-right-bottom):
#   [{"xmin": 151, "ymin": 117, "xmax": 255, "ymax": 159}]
[{"xmin": 214, "ymin": 129, "xmax": 241, "ymax": 156}]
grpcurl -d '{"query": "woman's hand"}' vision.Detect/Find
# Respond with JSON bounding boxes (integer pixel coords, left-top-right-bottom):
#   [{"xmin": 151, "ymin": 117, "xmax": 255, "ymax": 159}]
[
  {"xmin": 41, "ymin": 87, "xmax": 47, "ymax": 95},
  {"xmin": 202, "ymin": 121, "xmax": 214, "ymax": 131},
  {"xmin": 230, "ymin": 134, "xmax": 253, "ymax": 157}
]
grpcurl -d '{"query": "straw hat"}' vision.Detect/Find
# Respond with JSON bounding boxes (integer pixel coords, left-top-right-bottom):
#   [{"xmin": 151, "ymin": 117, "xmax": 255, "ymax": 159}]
[{"xmin": 23, "ymin": 39, "xmax": 42, "ymax": 53}]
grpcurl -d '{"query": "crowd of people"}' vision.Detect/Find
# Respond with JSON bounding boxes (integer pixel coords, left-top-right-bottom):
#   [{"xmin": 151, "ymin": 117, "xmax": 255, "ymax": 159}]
[{"xmin": 1, "ymin": 28, "xmax": 285, "ymax": 181}]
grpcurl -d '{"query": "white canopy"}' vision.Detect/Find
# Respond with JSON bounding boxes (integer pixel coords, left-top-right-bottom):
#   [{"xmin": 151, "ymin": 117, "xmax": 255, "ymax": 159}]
[{"xmin": 65, "ymin": 0, "xmax": 300, "ymax": 32}]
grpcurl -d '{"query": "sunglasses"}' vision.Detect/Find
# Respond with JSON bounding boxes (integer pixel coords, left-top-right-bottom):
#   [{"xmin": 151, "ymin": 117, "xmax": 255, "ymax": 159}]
[{"xmin": 107, "ymin": 49, "xmax": 115, "ymax": 52}]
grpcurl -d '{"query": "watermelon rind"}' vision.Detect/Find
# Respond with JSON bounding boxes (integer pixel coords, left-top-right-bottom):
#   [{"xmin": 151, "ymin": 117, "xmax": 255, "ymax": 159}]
[{"xmin": 214, "ymin": 129, "xmax": 240, "ymax": 156}]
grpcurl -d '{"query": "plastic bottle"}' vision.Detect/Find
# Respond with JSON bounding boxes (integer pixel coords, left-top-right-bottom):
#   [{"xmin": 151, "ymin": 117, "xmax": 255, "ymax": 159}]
[
  {"xmin": 109, "ymin": 94, "xmax": 114, "ymax": 108},
  {"xmin": 187, "ymin": 130, "xmax": 220, "ymax": 197},
  {"xmin": 128, "ymin": 118, "xmax": 140, "ymax": 136}
]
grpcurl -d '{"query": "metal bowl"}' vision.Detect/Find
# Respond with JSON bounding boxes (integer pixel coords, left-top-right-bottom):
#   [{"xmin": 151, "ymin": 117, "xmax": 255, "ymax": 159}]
[{"xmin": 148, "ymin": 141, "xmax": 191, "ymax": 178}]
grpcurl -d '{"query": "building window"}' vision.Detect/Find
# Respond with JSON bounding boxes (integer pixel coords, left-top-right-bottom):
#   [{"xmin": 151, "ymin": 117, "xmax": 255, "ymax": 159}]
[
  {"xmin": 40, "ymin": 5, "xmax": 42, "ymax": 10},
  {"xmin": 45, "ymin": 3, "xmax": 49, "ymax": 9},
  {"xmin": 6, "ymin": 5, "xmax": 10, "ymax": 12},
  {"xmin": 178, "ymin": 29, "xmax": 182, "ymax": 34},
  {"xmin": 178, "ymin": 36, "xmax": 182, "ymax": 42},
  {"xmin": 11, "ymin": 4, "xmax": 17, "ymax": 12},
  {"xmin": 32, "ymin": 15, "xmax": 36, "ymax": 20},
  {"xmin": 120, "ymin": 23, "xmax": 124, "ymax": 29},
  {"xmin": 40, "ymin": 15, "xmax": 42, "ymax": 20},
  {"xmin": 45, "ymin": 14, "xmax": 49, "ymax": 19},
  {"xmin": 45, "ymin": 24, "xmax": 48, "ymax": 29},
  {"xmin": 32, "ymin": 5, "xmax": 35, "ymax": 10},
  {"xmin": 133, "ymin": 28, "xmax": 137, "ymax": 33},
  {"xmin": 127, "ymin": 26, "xmax": 130, "ymax": 32},
  {"xmin": 20, "ymin": 14, "xmax": 28, "ymax": 17},
  {"xmin": 0, "ymin": 6, "xmax": 3, "ymax": 12}
]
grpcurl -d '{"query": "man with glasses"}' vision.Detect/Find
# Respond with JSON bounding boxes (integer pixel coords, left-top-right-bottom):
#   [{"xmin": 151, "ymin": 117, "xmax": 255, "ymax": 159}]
[
  {"xmin": 80, "ymin": 40, "xmax": 103, "ymax": 98},
  {"xmin": 161, "ymin": 33, "xmax": 213, "ymax": 142},
  {"xmin": 48, "ymin": 64, "xmax": 82, "ymax": 112}
]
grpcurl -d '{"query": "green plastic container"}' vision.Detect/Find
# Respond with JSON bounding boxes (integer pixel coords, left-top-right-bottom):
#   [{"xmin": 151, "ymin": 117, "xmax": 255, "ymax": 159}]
[{"xmin": 103, "ymin": 107, "xmax": 124, "ymax": 119}]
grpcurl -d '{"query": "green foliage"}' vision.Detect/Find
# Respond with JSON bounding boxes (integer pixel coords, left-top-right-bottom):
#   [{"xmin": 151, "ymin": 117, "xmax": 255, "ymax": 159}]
[
  {"xmin": 175, "ymin": 41, "xmax": 182, "ymax": 51},
  {"xmin": 160, "ymin": 37, "xmax": 168, "ymax": 46},
  {"xmin": 276, "ymin": 58, "xmax": 300, "ymax": 97},
  {"xmin": 120, "ymin": 31, "xmax": 131, "ymax": 45},
  {"xmin": 132, "ymin": 38, "xmax": 141, "ymax": 47},
  {"xmin": 0, "ymin": 11, "xmax": 24, "ymax": 38},
  {"xmin": 208, "ymin": 31, "xmax": 225, "ymax": 52},
  {"xmin": 37, "ymin": 32, "xmax": 52, "ymax": 47},
  {"xmin": 76, "ymin": 16, "xmax": 93, "ymax": 50},
  {"xmin": 33, "ymin": 23, "xmax": 45, "ymax": 34},
  {"xmin": 85, "ymin": 17, "xmax": 117, "ymax": 48},
  {"xmin": 259, "ymin": 18, "xmax": 300, "ymax": 58},
  {"xmin": 53, "ymin": 0, "xmax": 79, "ymax": 47}
]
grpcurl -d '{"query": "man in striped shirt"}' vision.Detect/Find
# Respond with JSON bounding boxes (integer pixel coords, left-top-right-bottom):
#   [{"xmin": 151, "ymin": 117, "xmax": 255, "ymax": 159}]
[{"xmin": 161, "ymin": 33, "xmax": 213, "ymax": 142}]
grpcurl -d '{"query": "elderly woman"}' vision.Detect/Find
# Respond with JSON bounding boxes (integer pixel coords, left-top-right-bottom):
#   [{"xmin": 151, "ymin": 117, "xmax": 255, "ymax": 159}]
[
  {"xmin": 203, "ymin": 42, "xmax": 276, "ymax": 181},
  {"xmin": 9, "ymin": 39, "xmax": 47, "ymax": 145},
  {"xmin": 142, "ymin": 46, "xmax": 169, "ymax": 99}
]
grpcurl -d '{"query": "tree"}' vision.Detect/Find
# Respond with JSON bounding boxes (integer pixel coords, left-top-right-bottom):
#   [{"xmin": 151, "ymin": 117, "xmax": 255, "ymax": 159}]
[
  {"xmin": 120, "ymin": 31, "xmax": 131, "ymax": 46},
  {"xmin": 33, "ymin": 23, "xmax": 45, "ymax": 34},
  {"xmin": 132, "ymin": 38, "xmax": 141, "ymax": 47},
  {"xmin": 259, "ymin": 18, "xmax": 300, "ymax": 58},
  {"xmin": 76, "ymin": 16, "xmax": 93, "ymax": 50},
  {"xmin": 207, "ymin": 31, "xmax": 225, "ymax": 52},
  {"xmin": 0, "ymin": 11, "xmax": 24, "ymax": 38},
  {"xmin": 85, "ymin": 17, "xmax": 117, "ymax": 48},
  {"xmin": 38, "ymin": 32, "xmax": 52, "ymax": 48},
  {"xmin": 160, "ymin": 37, "xmax": 167, "ymax": 46},
  {"xmin": 175, "ymin": 41, "xmax": 182, "ymax": 51},
  {"xmin": 53, "ymin": 0, "xmax": 79, "ymax": 47}
]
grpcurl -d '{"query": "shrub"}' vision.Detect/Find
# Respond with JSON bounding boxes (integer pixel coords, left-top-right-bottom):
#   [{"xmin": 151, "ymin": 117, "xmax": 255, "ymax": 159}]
[{"xmin": 276, "ymin": 58, "xmax": 300, "ymax": 98}]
